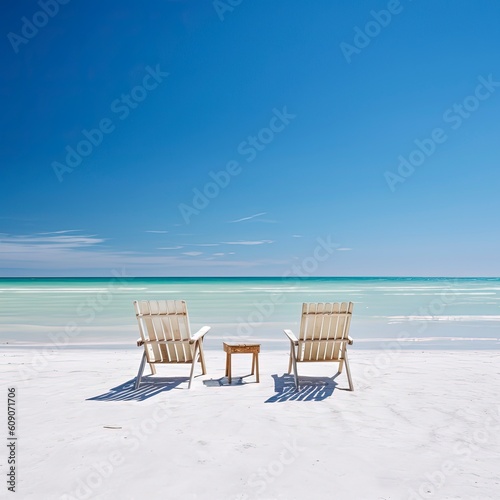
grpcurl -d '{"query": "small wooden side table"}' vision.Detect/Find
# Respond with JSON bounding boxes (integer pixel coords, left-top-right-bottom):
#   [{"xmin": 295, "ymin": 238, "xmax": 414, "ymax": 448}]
[{"xmin": 223, "ymin": 342, "xmax": 260, "ymax": 384}]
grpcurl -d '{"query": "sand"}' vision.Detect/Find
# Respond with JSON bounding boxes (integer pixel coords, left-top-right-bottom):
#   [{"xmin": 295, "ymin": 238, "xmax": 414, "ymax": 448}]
[{"xmin": 1, "ymin": 347, "xmax": 500, "ymax": 500}]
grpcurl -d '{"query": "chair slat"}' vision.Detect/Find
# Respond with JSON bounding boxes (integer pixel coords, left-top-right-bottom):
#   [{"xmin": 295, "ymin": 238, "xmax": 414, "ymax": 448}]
[
  {"xmin": 316, "ymin": 303, "xmax": 333, "ymax": 360},
  {"xmin": 146, "ymin": 301, "xmax": 163, "ymax": 362},
  {"xmin": 165, "ymin": 300, "xmax": 181, "ymax": 361}
]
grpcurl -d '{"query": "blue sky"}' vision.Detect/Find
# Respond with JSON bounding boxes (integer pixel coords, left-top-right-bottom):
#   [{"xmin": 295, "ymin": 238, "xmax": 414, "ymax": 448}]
[{"xmin": 1, "ymin": 0, "xmax": 500, "ymax": 276}]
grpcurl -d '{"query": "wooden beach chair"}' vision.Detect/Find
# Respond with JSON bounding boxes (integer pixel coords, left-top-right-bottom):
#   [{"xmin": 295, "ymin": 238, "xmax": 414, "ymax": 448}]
[
  {"xmin": 133, "ymin": 300, "xmax": 210, "ymax": 389},
  {"xmin": 284, "ymin": 302, "xmax": 354, "ymax": 390}
]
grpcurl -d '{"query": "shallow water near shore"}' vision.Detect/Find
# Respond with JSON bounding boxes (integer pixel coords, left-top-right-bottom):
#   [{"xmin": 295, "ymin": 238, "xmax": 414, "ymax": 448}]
[{"xmin": 1, "ymin": 277, "xmax": 499, "ymax": 350}]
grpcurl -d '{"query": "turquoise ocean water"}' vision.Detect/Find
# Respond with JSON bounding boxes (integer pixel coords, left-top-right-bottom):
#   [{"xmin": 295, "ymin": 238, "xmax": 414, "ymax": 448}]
[{"xmin": 1, "ymin": 277, "xmax": 499, "ymax": 350}]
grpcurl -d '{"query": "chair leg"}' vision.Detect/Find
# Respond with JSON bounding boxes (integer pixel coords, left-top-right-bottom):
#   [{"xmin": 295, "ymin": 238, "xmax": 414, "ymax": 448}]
[
  {"xmin": 338, "ymin": 359, "xmax": 344, "ymax": 374},
  {"xmin": 288, "ymin": 344, "xmax": 293, "ymax": 374},
  {"xmin": 135, "ymin": 352, "xmax": 147, "ymax": 390},
  {"xmin": 290, "ymin": 345, "xmax": 299, "ymax": 389},
  {"xmin": 150, "ymin": 363, "xmax": 157, "ymax": 375},
  {"xmin": 188, "ymin": 342, "xmax": 200, "ymax": 389},
  {"xmin": 198, "ymin": 339, "xmax": 207, "ymax": 375},
  {"xmin": 344, "ymin": 351, "xmax": 354, "ymax": 391}
]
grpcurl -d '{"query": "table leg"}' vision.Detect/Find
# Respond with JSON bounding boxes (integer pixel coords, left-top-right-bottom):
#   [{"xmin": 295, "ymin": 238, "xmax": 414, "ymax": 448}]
[
  {"xmin": 228, "ymin": 353, "xmax": 232, "ymax": 384},
  {"xmin": 255, "ymin": 353, "xmax": 259, "ymax": 383}
]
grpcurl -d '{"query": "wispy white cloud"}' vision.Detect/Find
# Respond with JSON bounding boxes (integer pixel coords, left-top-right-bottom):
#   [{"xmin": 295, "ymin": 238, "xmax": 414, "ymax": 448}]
[
  {"xmin": 0, "ymin": 232, "xmax": 286, "ymax": 275},
  {"xmin": 337, "ymin": 247, "xmax": 352, "ymax": 251},
  {"xmin": 0, "ymin": 233, "xmax": 104, "ymax": 252},
  {"xmin": 185, "ymin": 243, "xmax": 220, "ymax": 247},
  {"xmin": 158, "ymin": 246, "xmax": 183, "ymax": 250},
  {"xmin": 222, "ymin": 240, "xmax": 273, "ymax": 245},
  {"xmin": 213, "ymin": 253, "xmax": 225, "ymax": 256},
  {"xmin": 229, "ymin": 212, "xmax": 267, "ymax": 223},
  {"xmin": 292, "ymin": 234, "xmax": 303, "ymax": 238},
  {"xmin": 36, "ymin": 230, "xmax": 82, "ymax": 235},
  {"xmin": 145, "ymin": 230, "xmax": 168, "ymax": 234}
]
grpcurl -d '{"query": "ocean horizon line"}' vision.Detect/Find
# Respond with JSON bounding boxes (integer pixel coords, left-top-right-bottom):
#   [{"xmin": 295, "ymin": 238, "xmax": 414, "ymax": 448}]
[{"xmin": 1, "ymin": 276, "xmax": 500, "ymax": 280}]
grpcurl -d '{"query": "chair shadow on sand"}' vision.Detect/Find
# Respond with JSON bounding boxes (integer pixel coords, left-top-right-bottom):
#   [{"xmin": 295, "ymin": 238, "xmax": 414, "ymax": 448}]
[
  {"xmin": 87, "ymin": 376, "xmax": 189, "ymax": 402},
  {"xmin": 265, "ymin": 373, "xmax": 341, "ymax": 403}
]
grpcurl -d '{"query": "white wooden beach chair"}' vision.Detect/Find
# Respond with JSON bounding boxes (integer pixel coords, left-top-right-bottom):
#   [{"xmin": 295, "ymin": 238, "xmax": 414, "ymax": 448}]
[
  {"xmin": 133, "ymin": 300, "xmax": 210, "ymax": 389},
  {"xmin": 284, "ymin": 302, "xmax": 354, "ymax": 390}
]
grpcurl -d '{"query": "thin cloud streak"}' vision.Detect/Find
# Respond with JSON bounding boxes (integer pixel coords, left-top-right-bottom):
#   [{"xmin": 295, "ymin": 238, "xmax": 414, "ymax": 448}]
[
  {"xmin": 184, "ymin": 243, "xmax": 220, "ymax": 247},
  {"xmin": 222, "ymin": 240, "xmax": 274, "ymax": 245},
  {"xmin": 36, "ymin": 230, "xmax": 82, "ymax": 235},
  {"xmin": 229, "ymin": 212, "xmax": 267, "ymax": 223}
]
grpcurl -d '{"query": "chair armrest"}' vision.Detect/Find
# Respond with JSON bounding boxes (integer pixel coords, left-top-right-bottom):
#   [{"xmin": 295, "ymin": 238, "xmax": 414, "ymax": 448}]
[
  {"xmin": 190, "ymin": 326, "xmax": 211, "ymax": 343},
  {"xmin": 137, "ymin": 338, "xmax": 144, "ymax": 347},
  {"xmin": 284, "ymin": 329, "xmax": 298, "ymax": 346},
  {"xmin": 347, "ymin": 336, "xmax": 354, "ymax": 345}
]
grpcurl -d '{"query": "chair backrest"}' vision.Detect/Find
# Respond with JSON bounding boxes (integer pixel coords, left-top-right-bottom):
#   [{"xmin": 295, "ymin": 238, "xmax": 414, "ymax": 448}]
[
  {"xmin": 134, "ymin": 300, "xmax": 193, "ymax": 363},
  {"xmin": 298, "ymin": 302, "xmax": 353, "ymax": 362}
]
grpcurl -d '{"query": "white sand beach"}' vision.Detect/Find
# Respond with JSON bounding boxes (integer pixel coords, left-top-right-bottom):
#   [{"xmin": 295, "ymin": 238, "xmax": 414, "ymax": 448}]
[{"xmin": 2, "ymin": 347, "xmax": 500, "ymax": 500}]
